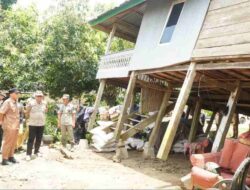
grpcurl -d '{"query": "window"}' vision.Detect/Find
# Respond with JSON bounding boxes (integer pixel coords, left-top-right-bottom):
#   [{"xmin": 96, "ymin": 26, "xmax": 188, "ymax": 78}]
[{"xmin": 160, "ymin": 2, "xmax": 184, "ymax": 43}]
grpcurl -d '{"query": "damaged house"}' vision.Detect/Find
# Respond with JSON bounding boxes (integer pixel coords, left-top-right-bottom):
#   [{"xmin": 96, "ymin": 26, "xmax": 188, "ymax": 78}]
[{"xmin": 88, "ymin": 0, "xmax": 250, "ymax": 162}]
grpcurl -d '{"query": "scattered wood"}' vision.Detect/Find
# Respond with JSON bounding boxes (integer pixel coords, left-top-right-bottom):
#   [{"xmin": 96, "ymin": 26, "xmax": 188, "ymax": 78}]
[{"xmin": 60, "ymin": 148, "xmax": 73, "ymax": 160}]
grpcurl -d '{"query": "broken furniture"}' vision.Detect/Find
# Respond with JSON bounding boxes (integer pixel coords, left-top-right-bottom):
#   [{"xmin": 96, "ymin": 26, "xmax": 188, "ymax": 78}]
[
  {"xmin": 190, "ymin": 138, "xmax": 250, "ymax": 189},
  {"xmin": 209, "ymin": 157, "xmax": 250, "ymax": 190}
]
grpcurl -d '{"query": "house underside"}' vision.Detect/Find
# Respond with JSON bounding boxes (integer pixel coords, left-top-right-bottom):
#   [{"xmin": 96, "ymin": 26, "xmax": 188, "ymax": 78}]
[{"xmin": 89, "ymin": 0, "xmax": 250, "ymax": 161}]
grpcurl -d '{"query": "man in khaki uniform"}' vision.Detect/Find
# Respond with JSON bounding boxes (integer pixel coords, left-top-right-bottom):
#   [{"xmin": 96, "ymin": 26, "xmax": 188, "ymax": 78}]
[
  {"xmin": 0, "ymin": 88, "xmax": 20, "ymax": 165},
  {"xmin": 0, "ymin": 93, "xmax": 6, "ymax": 152},
  {"xmin": 58, "ymin": 94, "xmax": 76, "ymax": 148}
]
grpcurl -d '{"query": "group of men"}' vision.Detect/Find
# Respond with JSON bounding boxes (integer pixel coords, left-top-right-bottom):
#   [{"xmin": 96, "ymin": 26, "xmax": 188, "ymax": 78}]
[{"xmin": 0, "ymin": 88, "xmax": 79, "ymax": 166}]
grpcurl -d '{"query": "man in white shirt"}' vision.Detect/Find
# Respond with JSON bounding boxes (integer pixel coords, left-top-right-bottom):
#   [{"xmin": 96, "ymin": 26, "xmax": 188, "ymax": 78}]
[
  {"xmin": 25, "ymin": 91, "xmax": 47, "ymax": 161},
  {"xmin": 58, "ymin": 94, "xmax": 76, "ymax": 148}
]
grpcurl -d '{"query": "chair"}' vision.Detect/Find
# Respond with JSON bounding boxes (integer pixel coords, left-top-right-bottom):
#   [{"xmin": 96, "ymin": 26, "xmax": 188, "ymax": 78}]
[
  {"xmin": 209, "ymin": 157, "xmax": 250, "ymax": 190},
  {"xmin": 190, "ymin": 139, "xmax": 250, "ymax": 189}
]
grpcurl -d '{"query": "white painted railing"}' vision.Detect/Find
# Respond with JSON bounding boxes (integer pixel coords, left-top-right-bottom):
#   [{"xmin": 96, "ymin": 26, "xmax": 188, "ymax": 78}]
[{"xmin": 99, "ymin": 49, "xmax": 134, "ymax": 69}]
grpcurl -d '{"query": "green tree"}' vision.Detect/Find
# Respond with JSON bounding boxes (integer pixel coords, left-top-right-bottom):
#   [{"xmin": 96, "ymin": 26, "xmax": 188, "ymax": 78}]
[
  {"xmin": 41, "ymin": 8, "xmax": 105, "ymax": 98},
  {"xmin": 0, "ymin": 7, "xmax": 43, "ymax": 91},
  {"xmin": 0, "ymin": 0, "xmax": 17, "ymax": 10}
]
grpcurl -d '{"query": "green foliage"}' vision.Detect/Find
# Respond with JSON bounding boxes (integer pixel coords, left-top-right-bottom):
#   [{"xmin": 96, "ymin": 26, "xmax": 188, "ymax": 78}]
[
  {"xmin": 0, "ymin": 2, "xmax": 135, "ymax": 104},
  {"xmin": 0, "ymin": 7, "xmax": 43, "ymax": 90},
  {"xmin": 110, "ymin": 37, "xmax": 134, "ymax": 53},
  {"xmin": 45, "ymin": 103, "xmax": 60, "ymax": 142},
  {"xmin": 82, "ymin": 91, "xmax": 96, "ymax": 106},
  {"xmin": 41, "ymin": 8, "xmax": 105, "ymax": 98},
  {"xmin": 0, "ymin": 0, "xmax": 16, "ymax": 10}
]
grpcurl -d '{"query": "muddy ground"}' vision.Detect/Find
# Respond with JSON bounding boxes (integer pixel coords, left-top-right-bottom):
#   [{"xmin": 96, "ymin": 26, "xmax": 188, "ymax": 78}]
[{"xmin": 0, "ymin": 146, "xmax": 191, "ymax": 189}]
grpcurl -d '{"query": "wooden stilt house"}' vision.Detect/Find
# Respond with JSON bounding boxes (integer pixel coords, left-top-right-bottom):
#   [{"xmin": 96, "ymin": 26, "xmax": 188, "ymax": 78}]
[{"xmin": 88, "ymin": 0, "xmax": 250, "ymax": 161}]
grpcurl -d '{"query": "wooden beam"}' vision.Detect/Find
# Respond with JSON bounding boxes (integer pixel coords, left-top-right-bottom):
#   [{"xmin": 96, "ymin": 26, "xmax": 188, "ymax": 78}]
[
  {"xmin": 144, "ymin": 87, "xmax": 173, "ymax": 158},
  {"xmin": 114, "ymin": 71, "xmax": 137, "ymax": 140},
  {"xmin": 157, "ymin": 62, "xmax": 197, "ymax": 160},
  {"xmin": 136, "ymin": 79, "xmax": 168, "ymax": 92},
  {"xmin": 205, "ymin": 110, "xmax": 217, "ymax": 136},
  {"xmin": 128, "ymin": 90, "xmax": 136, "ymax": 114},
  {"xmin": 120, "ymin": 113, "xmax": 158, "ymax": 141},
  {"xmin": 137, "ymin": 61, "xmax": 250, "ymax": 75},
  {"xmin": 116, "ymin": 20, "xmax": 140, "ymax": 37},
  {"xmin": 105, "ymin": 24, "xmax": 117, "ymax": 54},
  {"xmin": 88, "ymin": 79, "xmax": 106, "ymax": 131},
  {"xmin": 212, "ymin": 82, "xmax": 241, "ymax": 152},
  {"xmin": 188, "ymin": 98, "xmax": 202, "ymax": 142}
]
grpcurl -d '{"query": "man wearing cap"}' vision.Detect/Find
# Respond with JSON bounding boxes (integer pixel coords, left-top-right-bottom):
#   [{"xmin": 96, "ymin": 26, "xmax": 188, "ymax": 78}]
[
  {"xmin": 25, "ymin": 91, "xmax": 47, "ymax": 161},
  {"xmin": 0, "ymin": 88, "xmax": 20, "ymax": 165},
  {"xmin": 58, "ymin": 94, "xmax": 76, "ymax": 148}
]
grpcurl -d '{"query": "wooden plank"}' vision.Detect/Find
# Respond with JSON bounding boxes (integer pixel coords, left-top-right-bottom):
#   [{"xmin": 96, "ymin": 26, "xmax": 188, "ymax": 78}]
[
  {"xmin": 209, "ymin": 0, "xmax": 249, "ymax": 11},
  {"xmin": 136, "ymin": 79, "xmax": 168, "ymax": 92},
  {"xmin": 212, "ymin": 82, "xmax": 241, "ymax": 152},
  {"xmin": 157, "ymin": 62, "xmax": 197, "ymax": 160},
  {"xmin": 124, "ymin": 123, "xmax": 134, "ymax": 128},
  {"xmin": 203, "ymin": 2, "xmax": 250, "ymax": 29},
  {"xmin": 193, "ymin": 43, "xmax": 250, "ymax": 58},
  {"xmin": 188, "ymin": 98, "xmax": 202, "ymax": 142},
  {"xmin": 128, "ymin": 118, "xmax": 140, "ymax": 123},
  {"xmin": 199, "ymin": 21, "xmax": 250, "ymax": 40},
  {"xmin": 146, "ymin": 87, "xmax": 173, "ymax": 155},
  {"xmin": 205, "ymin": 110, "xmax": 217, "ymax": 136},
  {"xmin": 128, "ymin": 91, "xmax": 136, "ymax": 114},
  {"xmin": 137, "ymin": 62, "xmax": 250, "ymax": 75},
  {"xmin": 88, "ymin": 79, "xmax": 106, "ymax": 131},
  {"xmin": 196, "ymin": 32, "xmax": 250, "ymax": 49},
  {"xmin": 114, "ymin": 71, "xmax": 137, "ymax": 140},
  {"xmin": 120, "ymin": 113, "xmax": 158, "ymax": 141}
]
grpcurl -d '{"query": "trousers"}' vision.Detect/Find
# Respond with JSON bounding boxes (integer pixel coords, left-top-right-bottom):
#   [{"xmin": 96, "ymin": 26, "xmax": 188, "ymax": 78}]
[
  {"xmin": 0, "ymin": 126, "xmax": 3, "ymax": 150},
  {"xmin": 61, "ymin": 125, "xmax": 74, "ymax": 146},
  {"xmin": 2, "ymin": 126, "xmax": 18, "ymax": 160},
  {"xmin": 27, "ymin": 126, "xmax": 44, "ymax": 155}
]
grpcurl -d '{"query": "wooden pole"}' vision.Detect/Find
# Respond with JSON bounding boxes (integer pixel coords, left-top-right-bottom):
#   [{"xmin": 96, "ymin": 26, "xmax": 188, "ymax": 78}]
[
  {"xmin": 188, "ymin": 98, "xmax": 202, "ymax": 143},
  {"xmin": 205, "ymin": 110, "xmax": 216, "ymax": 136},
  {"xmin": 114, "ymin": 71, "xmax": 137, "ymax": 140},
  {"xmin": 88, "ymin": 24, "xmax": 117, "ymax": 131},
  {"xmin": 232, "ymin": 112, "xmax": 239, "ymax": 139},
  {"xmin": 88, "ymin": 79, "xmax": 106, "ymax": 131},
  {"xmin": 212, "ymin": 82, "xmax": 241, "ymax": 152},
  {"xmin": 128, "ymin": 91, "xmax": 137, "ymax": 114},
  {"xmin": 143, "ymin": 87, "xmax": 173, "ymax": 158},
  {"xmin": 157, "ymin": 62, "xmax": 197, "ymax": 160},
  {"xmin": 105, "ymin": 24, "xmax": 117, "ymax": 54}
]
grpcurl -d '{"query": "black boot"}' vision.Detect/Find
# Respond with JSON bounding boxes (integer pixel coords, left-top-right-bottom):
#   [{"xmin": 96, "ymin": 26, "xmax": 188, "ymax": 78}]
[
  {"xmin": 8, "ymin": 157, "xmax": 18, "ymax": 163},
  {"xmin": 2, "ymin": 159, "xmax": 9, "ymax": 165}
]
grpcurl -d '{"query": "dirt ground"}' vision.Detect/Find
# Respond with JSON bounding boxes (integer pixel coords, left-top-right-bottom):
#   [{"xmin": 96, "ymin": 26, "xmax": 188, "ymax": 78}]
[{"xmin": 0, "ymin": 145, "xmax": 191, "ymax": 189}]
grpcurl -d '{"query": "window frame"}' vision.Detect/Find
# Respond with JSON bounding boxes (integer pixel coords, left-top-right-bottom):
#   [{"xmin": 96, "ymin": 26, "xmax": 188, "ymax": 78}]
[{"xmin": 159, "ymin": 0, "xmax": 185, "ymax": 45}]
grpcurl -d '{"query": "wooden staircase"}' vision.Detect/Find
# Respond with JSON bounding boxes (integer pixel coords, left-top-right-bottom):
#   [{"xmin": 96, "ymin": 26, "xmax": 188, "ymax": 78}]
[{"xmin": 120, "ymin": 112, "xmax": 158, "ymax": 141}]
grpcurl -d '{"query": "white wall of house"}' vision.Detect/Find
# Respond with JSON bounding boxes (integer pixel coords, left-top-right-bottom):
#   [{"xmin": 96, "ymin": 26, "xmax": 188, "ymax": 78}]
[{"xmin": 130, "ymin": 0, "xmax": 210, "ymax": 71}]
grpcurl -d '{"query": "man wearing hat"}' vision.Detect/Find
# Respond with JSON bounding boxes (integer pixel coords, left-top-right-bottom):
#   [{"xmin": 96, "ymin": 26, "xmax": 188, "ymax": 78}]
[
  {"xmin": 58, "ymin": 94, "xmax": 76, "ymax": 148},
  {"xmin": 25, "ymin": 91, "xmax": 47, "ymax": 161},
  {"xmin": 0, "ymin": 88, "xmax": 20, "ymax": 165}
]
